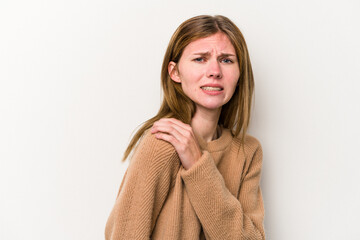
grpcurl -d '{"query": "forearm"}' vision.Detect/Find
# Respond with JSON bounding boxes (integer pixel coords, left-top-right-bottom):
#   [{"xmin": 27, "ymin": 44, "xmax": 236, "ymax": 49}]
[{"xmin": 181, "ymin": 151, "xmax": 265, "ymax": 240}]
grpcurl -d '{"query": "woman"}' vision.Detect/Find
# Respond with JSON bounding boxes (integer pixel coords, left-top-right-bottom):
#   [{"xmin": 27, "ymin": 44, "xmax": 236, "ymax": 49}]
[{"xmin": 105, "ymin": 15, "xmax": 265, "ymax": 239}]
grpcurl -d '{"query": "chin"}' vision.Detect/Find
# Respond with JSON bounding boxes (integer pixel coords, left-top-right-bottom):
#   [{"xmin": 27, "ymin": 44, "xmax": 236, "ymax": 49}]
[
  {"xmin": 193, "ymin": 98, "xmax": 227, "ymax": 111},
  {"xmin": 199, "ymin": 103, "xmax": 223, "ymax": 111}
]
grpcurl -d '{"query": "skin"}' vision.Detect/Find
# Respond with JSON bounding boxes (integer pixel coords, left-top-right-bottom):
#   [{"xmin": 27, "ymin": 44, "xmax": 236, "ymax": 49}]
[{"xmin": 151, "ymin": 32, "xmax": 240, "ymax": 170}]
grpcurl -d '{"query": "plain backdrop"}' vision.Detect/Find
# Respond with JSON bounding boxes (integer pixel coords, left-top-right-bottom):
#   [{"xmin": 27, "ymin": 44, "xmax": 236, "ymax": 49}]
[{"xmin": 1, "ymin": 0, "xmax": 359, "ymax": 239}]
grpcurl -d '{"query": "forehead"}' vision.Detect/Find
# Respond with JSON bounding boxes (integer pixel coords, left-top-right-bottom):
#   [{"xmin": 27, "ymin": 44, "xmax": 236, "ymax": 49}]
[{"xmin": 182, "ymin": 32, "xmax": 236, "ymax": 55}]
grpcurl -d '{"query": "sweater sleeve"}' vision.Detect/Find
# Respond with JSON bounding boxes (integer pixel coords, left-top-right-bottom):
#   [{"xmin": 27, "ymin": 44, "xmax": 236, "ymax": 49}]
[
  {"xmin": 180, "ymin": 139, "xmax": 265, "ymax": 240},
  {"xmin": 105, "ymin": 131, "xmax": 179, "ymax": 240}
]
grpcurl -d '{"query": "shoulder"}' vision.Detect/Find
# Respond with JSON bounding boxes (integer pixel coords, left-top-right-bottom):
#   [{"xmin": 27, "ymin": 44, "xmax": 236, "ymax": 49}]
[
  {"xmin": 243, "ymin": 134, "xmax": 262, "ymax": 153},
  {"xmin": 232, "ymin": 133, "xmax": 263, "ymax": 164},
  {"xmin": 230, "ymin": 134, "xmax": 264, "ymax": 180},
  {"xmin": 232, "ymin": 133, "xmax": 262, "ymax": 153},
  {"xmin": 130, "ymin": 128, "xmax": 179, "ymax": 168}
]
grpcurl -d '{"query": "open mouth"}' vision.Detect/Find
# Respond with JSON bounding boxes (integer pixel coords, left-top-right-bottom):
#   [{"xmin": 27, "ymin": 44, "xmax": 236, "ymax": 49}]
[{"xmin": 200, "ymin": 86, "xmax": 223, "ymax": 91}]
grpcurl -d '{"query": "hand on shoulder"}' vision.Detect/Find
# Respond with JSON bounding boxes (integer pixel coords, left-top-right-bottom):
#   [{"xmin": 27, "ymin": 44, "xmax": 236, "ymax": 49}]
[{"xmin": 151, "ymin": 118, "xmax": 202, "ymax": 170}]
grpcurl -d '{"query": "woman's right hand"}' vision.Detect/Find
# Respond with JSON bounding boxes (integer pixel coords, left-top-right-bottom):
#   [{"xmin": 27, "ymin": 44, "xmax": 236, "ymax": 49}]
[{"xmin": 151, "ymin": 118, "xmax": 202, "ymax": 170}]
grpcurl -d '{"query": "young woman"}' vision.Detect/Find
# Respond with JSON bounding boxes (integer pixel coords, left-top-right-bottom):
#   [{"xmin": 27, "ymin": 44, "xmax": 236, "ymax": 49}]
[{"xmin": 105, "ymin": 15, "xmax": 265, "ymax": 240}]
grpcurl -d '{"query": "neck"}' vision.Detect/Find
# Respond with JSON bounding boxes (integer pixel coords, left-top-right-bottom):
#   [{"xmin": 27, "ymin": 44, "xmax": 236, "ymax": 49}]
[{"xmin": 190, "ymin": 106, "xmax": 221, "ymax": 143}]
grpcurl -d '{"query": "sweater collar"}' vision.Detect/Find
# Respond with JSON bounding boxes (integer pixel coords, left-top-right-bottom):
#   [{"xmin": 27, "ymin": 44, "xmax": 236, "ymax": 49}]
[{"xmin": 195, "ymin": 125, "xmax": 233, "ymax": 152}]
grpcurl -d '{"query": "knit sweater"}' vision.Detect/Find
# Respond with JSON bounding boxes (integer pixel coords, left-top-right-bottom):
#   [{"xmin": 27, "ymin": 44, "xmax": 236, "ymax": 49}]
[{"xmin": 105, "ymin": 125, "xmax": 265, "ymax": 240}]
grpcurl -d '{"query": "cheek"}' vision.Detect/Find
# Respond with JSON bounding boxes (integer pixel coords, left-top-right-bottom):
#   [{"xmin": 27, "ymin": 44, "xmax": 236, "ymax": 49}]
[
  {"xmin": 179, "ymin": 67, "xmax": 203, "ymax": 88},
  {"xmin": 229, "ymin": 70, "xmax": 240, "ymax": 86},
  {"xmin": 182, "ymin": 82, "xmax": 199, "ymax": 98},
  {"xmin": 226, "ymin": 71, "xmax": 240, "ymax": 97}
]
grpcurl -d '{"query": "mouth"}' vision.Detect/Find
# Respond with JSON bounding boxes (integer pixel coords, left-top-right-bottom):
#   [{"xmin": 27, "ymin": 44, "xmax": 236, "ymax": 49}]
[{"xmin": 200, "ymin": 86, "xmax": 223, "ymax": 91}]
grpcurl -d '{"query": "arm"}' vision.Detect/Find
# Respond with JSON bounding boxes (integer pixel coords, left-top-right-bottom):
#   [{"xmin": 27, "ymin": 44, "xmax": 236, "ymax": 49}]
[
  {"xmin": 105, "ymin": 131, "xmax": 179, "ymax": 240},
  {"xmin": 180, "ymin": 139, "xmax": 265, "ymax": 240}
]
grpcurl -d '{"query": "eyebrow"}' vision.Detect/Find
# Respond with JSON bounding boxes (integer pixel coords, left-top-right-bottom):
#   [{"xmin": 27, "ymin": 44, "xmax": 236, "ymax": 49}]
[{"xmin": 192, "ymin": 52, "xmax": 236, "ymax": 57}]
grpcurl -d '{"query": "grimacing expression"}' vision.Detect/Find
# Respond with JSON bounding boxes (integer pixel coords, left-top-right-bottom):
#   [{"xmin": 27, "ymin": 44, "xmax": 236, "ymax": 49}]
[{"xmin": 168, "ymin": 32, "xmax": 240, "ymax": 113}]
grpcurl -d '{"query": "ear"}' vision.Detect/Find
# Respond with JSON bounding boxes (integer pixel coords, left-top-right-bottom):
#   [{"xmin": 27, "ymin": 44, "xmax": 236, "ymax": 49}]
[{"xmin": 168, "ymin": 61, "xmax": 181, "ymax": 83}]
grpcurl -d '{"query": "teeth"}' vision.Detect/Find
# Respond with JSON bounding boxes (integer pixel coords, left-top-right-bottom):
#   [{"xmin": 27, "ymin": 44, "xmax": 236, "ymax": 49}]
[{"xmin": 201, "ymin": 86, "xmax": 222, "ymax": 91}]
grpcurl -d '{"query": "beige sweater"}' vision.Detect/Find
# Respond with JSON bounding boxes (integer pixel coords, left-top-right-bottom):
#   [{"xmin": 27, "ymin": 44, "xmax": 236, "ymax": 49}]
[{"xmin": 105, "ymin": 126, "xmax": 265, "ymax": 239}]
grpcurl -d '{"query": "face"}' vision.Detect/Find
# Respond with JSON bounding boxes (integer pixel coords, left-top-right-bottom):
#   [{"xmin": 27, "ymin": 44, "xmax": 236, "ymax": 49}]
[{"xmin": 168, "ymin": 32, "xmax": 240, "ymax": 113}]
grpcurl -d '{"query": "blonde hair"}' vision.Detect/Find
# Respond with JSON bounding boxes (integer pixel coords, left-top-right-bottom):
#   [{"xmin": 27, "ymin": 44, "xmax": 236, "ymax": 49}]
[{"xmin": 122, "ymin": 15, "xmax": 254, "ymax": 162}]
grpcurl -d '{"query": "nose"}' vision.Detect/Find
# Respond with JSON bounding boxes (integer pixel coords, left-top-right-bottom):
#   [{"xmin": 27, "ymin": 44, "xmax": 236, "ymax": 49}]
[{"xmin": 206, "ymin": 60, "xmax": 222, "ymax": 79}]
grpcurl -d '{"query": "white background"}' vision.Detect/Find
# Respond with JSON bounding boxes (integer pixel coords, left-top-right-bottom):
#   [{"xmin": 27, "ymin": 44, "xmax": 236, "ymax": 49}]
[{"xmin": 1, "ymin": 0, "xmax": 359, "ymax": 239}]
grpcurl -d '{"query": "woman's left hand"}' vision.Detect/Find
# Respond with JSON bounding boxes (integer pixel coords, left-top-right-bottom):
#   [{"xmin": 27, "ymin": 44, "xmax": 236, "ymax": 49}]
[{"xmin": 151, "ymin": 118, "xmax": 202, "ymax": 170}]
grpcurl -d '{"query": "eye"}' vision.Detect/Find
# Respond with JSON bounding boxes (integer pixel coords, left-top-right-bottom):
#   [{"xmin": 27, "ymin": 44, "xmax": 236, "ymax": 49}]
[
  {"xmin": 193, "ymin": 57, "xmax": 205, "ymax": 62},
  {"xmin": 221, "ymin": 58, "xmax": 233, "ymax": 63}
]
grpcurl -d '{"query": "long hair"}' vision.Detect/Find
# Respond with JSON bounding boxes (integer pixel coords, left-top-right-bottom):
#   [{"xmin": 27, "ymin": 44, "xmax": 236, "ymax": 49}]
[{"xmin": 122, "ymin": 15, "xmax": 254, "ymax": 162}]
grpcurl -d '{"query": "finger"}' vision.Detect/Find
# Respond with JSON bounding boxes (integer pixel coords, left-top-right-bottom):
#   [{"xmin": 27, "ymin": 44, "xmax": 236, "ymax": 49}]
[
  {"xmin": 151, "ymin": 123, "xmax": 185, "ymax": 143},
  {"xmin": 154, "ymin": 118, "xmax": 193, "ymax": 139},
  {"xmin": 163, "ymin": 118, "xmax": 196, "ymax": 141},
  {"xmin": 154, "ymin": 132, "xmax": 180, "ymax": 148},
  {"xmin": 165, "ymin": 118, "xmax": 193, "ymax": 132},
  {"xmin": 152, "ymin": 119, "xmax": 187, "ymax": 136}
]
